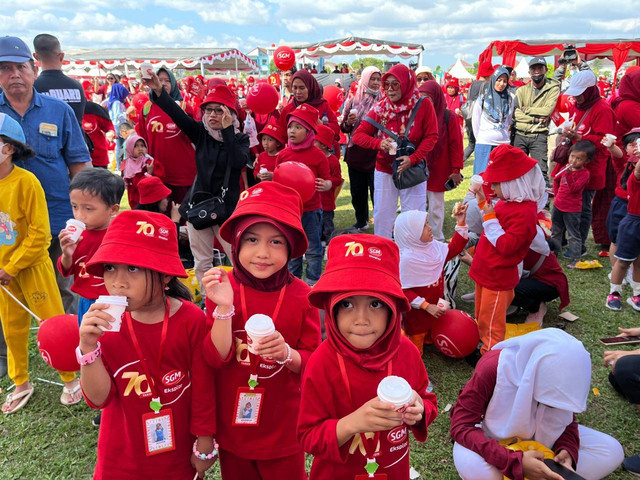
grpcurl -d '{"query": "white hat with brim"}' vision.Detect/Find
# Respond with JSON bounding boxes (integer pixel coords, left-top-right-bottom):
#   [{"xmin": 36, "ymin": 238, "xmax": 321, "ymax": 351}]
[{"xmin": 564, "ymin": 70, "xmax": 597, "ymax": 96}]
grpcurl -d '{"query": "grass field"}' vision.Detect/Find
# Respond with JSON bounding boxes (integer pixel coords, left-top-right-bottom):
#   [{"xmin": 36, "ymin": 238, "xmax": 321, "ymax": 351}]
[{"xmin": 1, "ymin": 153, "xmax": 640, "ymax": 479}]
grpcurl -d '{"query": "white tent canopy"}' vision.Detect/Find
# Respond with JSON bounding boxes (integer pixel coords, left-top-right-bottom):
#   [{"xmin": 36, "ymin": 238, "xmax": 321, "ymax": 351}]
[
  {"xmin": 515, "ymin": 58, "xmax": 531, "ymax": 78},
  {"xmin": 295, "ymin": 36, "xmax": 424, "ymax": 62},
  {"xmin": 448, "ymin": 58, "xmax": 474, "ymax": 79},
  {"xmin": 62, "ymin": 48, "xmax": 258, "ymax": 72}
]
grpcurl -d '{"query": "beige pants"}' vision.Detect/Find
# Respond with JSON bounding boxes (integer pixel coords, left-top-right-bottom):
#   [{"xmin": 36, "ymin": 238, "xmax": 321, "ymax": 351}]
[{"xmin": 187, "ymin": 222, "xmax": 233, "ymax": 288}]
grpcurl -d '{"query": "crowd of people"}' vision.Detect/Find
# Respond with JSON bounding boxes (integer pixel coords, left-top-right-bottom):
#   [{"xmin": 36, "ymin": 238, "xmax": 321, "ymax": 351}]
[{"xmin": 1, "ymin": 32, "xmax": 640, "ymax": 479}]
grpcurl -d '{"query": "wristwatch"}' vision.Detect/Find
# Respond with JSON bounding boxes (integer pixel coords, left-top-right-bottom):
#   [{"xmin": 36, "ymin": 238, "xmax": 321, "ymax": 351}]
[{"xmin": 76, "ymin": 342, "xmax": 102, "ymax": 366}]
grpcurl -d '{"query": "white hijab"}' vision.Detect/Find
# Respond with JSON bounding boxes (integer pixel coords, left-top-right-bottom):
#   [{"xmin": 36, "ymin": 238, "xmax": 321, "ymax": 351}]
[
  {"xmin": 394, "ymin": 210, "xmax": 449, "ymax": 288},
  {"xmin": 499, "ymin": 164, "xmax": 547, "ymax": 205},
  {"xmin": 483, "ymin": 329, "xmax": 591, "ymax": 449}
]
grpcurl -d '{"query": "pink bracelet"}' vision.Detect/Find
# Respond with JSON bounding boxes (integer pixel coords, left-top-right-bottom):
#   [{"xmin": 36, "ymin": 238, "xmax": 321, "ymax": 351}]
[
  {"xmin": 213, "ymin": 305, "xmax": 235, "ymax": 320},
  {"xmin": 193, "ymin": 439, "xmax": 219, "ymax": 460}
]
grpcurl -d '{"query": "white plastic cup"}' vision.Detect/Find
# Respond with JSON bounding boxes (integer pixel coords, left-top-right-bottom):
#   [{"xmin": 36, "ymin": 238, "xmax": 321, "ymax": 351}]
[
  {"xmin": 349, "ymin": 108, "xmax": 358, "ymax": 116},
  {"xmin": 96, "ymin": 295, "xmax": 128, "ymax": 332},
  {"xmin": 65, "ymin": 219, "xmax": 86, "ymax": 243},
  {"xmin": 377, "ymin": 375, "xmax": 413, "ymax": 411},
  {"xmin": 140, "ymin": 62, "xmax": 153, "ymax": 79},
  {"xmin": 469, "ymin": 175, "xmax": 484, "ymax": 193},
  {"xmin": 437, "ymin": 298, "xmax": 451, "ymax": 310},
  {"xmin": 245, "ymin": 314, "xmax": 275, "ymax": 354},
  {"xmin": 603, "ymin": 134, "xmax": 617, "ymax": 147},
  {"xmin": 259, "ymin": 167, "xmax": 268, "ymax": 175},
  {"xmin": 389, "ymin": 141, "xmax": 398, "ymax": 155}
]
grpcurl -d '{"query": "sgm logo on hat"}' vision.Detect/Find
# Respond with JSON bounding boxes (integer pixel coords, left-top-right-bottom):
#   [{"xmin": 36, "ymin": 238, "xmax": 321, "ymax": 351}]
[
  {"xmin": 251, "ymin": 188, "xmax": 263, "ymax": 197},
  {"xmin": 368, "ymin": 247, "xmax": 382, "ymax": 257},
  {"xmin": 158, "ymin": 227, "xmax": 170, "ymax": 240}
]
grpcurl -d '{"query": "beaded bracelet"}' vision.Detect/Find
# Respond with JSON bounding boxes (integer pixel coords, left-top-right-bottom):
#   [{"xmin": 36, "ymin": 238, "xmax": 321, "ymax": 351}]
[
  {"xmin": 213, "ymin": 305, "xmax": 235, "ymax": 320},
  {"xmin": 276, "ymin": 342, "xmax": 292, "ymax": 365},
  {"xmin": 193, "ymin": 439, "xmax": 219, "ymax": 461}
]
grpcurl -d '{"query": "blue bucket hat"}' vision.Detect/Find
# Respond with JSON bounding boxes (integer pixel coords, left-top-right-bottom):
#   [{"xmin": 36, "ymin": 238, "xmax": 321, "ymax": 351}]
[
  {"xmin": 0, "ymin": 113, "xmax": 26, "ymax": 143},
  {"xmin": 0, "ymin": 36, "xmax": 32, "ymax": 63}
]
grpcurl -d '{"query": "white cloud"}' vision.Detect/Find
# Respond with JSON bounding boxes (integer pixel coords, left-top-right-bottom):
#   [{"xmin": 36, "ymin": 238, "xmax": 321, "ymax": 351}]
[
  {"xmin": 282, "ymin": 19, "xmax": 314, "ymax": 33},
  {"xmin": 155, "ymin": 0, "xmax": 271, "ymax": 25}
]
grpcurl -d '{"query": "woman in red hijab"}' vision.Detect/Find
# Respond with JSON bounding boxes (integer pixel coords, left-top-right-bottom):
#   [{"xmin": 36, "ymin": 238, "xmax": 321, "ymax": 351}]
[
  {"xmin": 278, "ymin": 70, "xmax": 340, "ymax": 140},
  {"xmin": 352, "ymin": 64, "xmax": 439, "ymax": 238},
  {"xmin": 419, "ymin": 80, "xmax": 464, "ymax": 241}
]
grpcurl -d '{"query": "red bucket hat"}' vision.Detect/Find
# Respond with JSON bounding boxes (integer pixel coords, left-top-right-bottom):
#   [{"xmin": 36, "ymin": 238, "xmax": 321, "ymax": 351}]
[
  {"xmin": 201, "ymin": 84, "xmax": 237, "ymax": 114},
  {"xmin": 286, "ymin": 103, "xmax": 320, "ymax": 133},
  {"xmin": 477, "ymin": 61, "xmax": 496, "ymax": 79},
  {"xmin": 85, "ymin": 210, "xmax": 187, "ymax": 278},
  {"xmin": 482, "ymin": 144, "xmax": 537, "ymax": 184},
  {"xmin": 138, "ymin": 176, "xmax": 171, "ymax": 205},
  {"xmin": 219, "ymin": 181, "xmax": 308, "ymax": 258},
  {"xmin": 309, "ymin": 234, "xmax": 410, "ymax": 312},
  {"xmin": 315, "ymin": 124, "xmax": 334, "ymax": 149},
  {"xmin": 258, "ymin": 121, "xmax": 287, "ymax": 145}
]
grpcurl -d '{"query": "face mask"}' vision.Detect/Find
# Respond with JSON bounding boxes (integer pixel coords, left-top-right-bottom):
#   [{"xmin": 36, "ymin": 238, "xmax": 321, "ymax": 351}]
[
  {"xmin": 0, "ymin": 143, "xmax": 9, "ymax": 165},
  {"xmin": 531, "ymin": 74, "xmax": 545, "ymax": 84}
]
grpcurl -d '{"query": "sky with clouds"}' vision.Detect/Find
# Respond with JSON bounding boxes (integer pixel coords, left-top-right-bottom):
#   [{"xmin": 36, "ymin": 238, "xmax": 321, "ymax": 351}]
[{"xmin": 3, "ymin": 1, "xmax": 640, "ymax": 70}]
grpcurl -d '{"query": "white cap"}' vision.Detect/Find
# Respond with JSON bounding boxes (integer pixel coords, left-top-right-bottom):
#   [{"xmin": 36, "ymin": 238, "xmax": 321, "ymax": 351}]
[
  {"xmin": 564, "ymin": 70, "xmax": 597, "ymax": 96},
  {"xmin": 415, "ymin": 66, "xmax": 433, "ymax": 75}
]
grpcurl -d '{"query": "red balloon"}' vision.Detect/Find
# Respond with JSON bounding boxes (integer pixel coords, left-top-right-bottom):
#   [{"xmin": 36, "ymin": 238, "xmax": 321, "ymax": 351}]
[
  {"xmin": 246, "ymin": 83, "xmax": 279, "ymax": 115},
  {"xmin": 131, "ymin": 92, "xmax": 148, "ymax": 112},
  {"xmin": 274, "ymin": 46, "xmax": 296, "ymax": 71},
  {"xmin": 273, "ymin": 162, "xmax": 316, "ymax": 203},
  {"xmin": 323, "ymin": 85, "xmax": 344, "ymax": 112},
  {"xmin": 37, "ymin": 314, "xmax": 80, "ymax": 371},
  {"xmin": 430, "ymin": 309, "xmax": 479, "ymax": 358}
]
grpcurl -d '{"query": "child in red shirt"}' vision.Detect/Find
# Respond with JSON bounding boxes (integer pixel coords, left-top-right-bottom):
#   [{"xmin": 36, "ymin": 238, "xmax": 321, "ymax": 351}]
[
  {"xmin": 469, "ymin": 145, "xmax": 543, "ymax": 356},
  {"xmin": 58, "ymin": 168, "xmax": 124, "ymax": 325},
  {"xmin": 80, "ymin": 211, "xmax": 217, "ymax": 479},
  {"xmin": 254, "ymin": 121, "xmax": 286, "ymax": 182},
  {"xmin": 276, "ymin": 104, "xmax": 332, "ymax": 285},
  {"xmin": 298, "ymin": 234, "xmax": 438, "ymax": 479},
  {"xmin": 550, "ymin": 140, "xmax": 593, "ymax": 268},
  {"xmin": 200, "ymin": 181, "xmax": 321, "ymax": 480},
  {"xmin": 314, "ymin": 124, "xmax": 344, "ymax": 242},
  {"xmin": 394, "ymin": 209, "xmax": 470, "ymax": 354},
  {"xmin": 123, "ymin": 135, "xmax": 155, "ymax": 209}
]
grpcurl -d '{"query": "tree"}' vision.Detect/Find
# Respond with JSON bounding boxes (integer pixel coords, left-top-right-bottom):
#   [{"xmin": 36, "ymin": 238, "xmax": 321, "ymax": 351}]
[
  {"xmin": 350, "ymin": 57, "xmax": 384, "ymax": 71},
  {"xmin": 269, "ymin": 60, "xmax": 277, "ymax": 74},
  {"xmin": 591, "ymin": 58, "xmax": 603, "ymax": 75},
  {"xmin": 434, "ymin": 65, "xmax": 442, "ymax": 73}
]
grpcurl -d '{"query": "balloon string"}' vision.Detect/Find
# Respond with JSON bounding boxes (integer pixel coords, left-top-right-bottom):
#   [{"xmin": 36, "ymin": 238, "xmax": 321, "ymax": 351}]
[{"xmin": 0, "ymin": 285, "xmax": 42, "ymax": 323}]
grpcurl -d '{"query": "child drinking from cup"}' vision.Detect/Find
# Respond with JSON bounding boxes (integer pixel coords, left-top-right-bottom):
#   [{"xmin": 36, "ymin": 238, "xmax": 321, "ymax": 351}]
[
  {"xmin": 201, "ymin": 181, "xmax": 321, "ymax": 480},
  {"xmin": 469, "ymin": 144, "xmax": 543, "ymax": 357},
  {"xmin": 254, "ymin": 121, "xmax": 285, "ymax": 182},
  {"xmin": 298, "ymin": 234, "xmax": 438, "ymax": 479},
  {"xmin": 123, "ymin": 134, "xmax": 154, "ymax": 209},
  {"xmin": 58, "ymin": 168, "xmax": 125, "ymax": 325},
  {"xmin": 0, "ymin": 113, "xmax": 81, "ymax": 413},
  {"xmin": 276, "ymin": 104, "xmax": 332, "ymax": 286},
  {"xmin": 79, "ymin": 211, "xmax": 217, "ymax": 479},
  {"xmin": 314, "ymin": 124, "xmax": 344, "ymax": 243},
  {"xmin": 394, "ymin": 208, "xmax": 469, "ymax": 354}
]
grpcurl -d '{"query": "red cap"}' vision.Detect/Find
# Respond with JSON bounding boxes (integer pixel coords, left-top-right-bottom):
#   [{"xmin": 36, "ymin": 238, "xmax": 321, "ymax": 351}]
[
  {"xmin": 86, "ymin": 210, "xmax": 187, "ymax": 278},
  {"xmin": 286, "ymin": 103, "xmax": 320, "ymax": 133},
  {"xmin": 247, "ymin": 76, "xmax": 255, "ymax": 83},
  {"xmin": 219, "ymin": 182, "xmax": 308, "ymax": 258},
  {"xmin": 258, "ymin": 120, "xmax": 287, "ymax": 145},
  {"xmin": 477, "ymin": 61, "xmax": 496, "ymax": 79},
  {"xmin": 482, "ymin": 144, "xmax": 537, "ymax": 184},
  {"xmin": 446, "ymin": 78, "xmax": 460, "ymax": 88},
  {"xmin": 309, "ymin": 234, "xmax": 410, "ymax": 312},
  {"xmin": 314, "ymin": 124, "xmax": 334, "ymax": 149},
  {"xmin": 138, "ymin": 176, "xmax": 171, "ymax": 205},
  {"xmin": 201, "ymin": 84, "xmax": 237, "ymax": 113}
]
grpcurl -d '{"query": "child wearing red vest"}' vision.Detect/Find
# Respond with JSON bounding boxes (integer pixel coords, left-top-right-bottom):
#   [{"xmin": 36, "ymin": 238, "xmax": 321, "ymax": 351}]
[
  {"xmin": 201, "ymin": 181, "xmax": 321, "ymax": 480},
  {"xmin": 254, "ymin": 121, "xmax": 286, "ymax": 182},
  {"xmin": 469, "ymin": 145, "xmax": 543, "ymax": 356},
  {"xmin": 276, "ymin": 104, "xmax": 331, "ymax": 285},
  {"xmin": 314, "ymin": 124, "xmax": 344, "ymax": 242},
  {"xmin": 79, "ymin": 211, "xmax": 217, "ymax": 479},
  {"xmin": 298, "ymin": 234, "xmax": 438, "ymax": 479}
]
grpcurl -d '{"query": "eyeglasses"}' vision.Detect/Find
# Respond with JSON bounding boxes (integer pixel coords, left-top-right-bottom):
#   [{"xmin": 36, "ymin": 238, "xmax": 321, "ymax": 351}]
[
  {"xmin": 383, "ymin": 81, "xmax": 401, "ymax": 91},
  {"xmin": 203, "ymin": 107, "xmax": 225, "ymax": 116},
  {"xmin": 107, "ymin": 77, "xmax": 115, "ymax": 81},
  {"xmin": 416, "ymin": 76, "xmax": 428, "ymax": 83}
]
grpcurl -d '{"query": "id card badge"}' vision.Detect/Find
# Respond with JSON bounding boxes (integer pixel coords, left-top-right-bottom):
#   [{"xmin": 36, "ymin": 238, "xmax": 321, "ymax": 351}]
[
  {"xmin": 142, "ymin": 408, "xmax": 176, "ymax": 456},
  {"xmin": 355, "ymin": 474, "xmax": 387, "ymax": 479},
  {"xmin": 232, "ymin": 387, "xmax": 264, "ymax": 426},
  {"xmin": 39, "ymin": 122, "xmax": 58, "ymax": 137}
]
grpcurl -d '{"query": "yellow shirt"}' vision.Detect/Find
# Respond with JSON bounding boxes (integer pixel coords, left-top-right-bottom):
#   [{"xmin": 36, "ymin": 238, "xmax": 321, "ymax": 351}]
[{"xmin": 0, "ymin": 166, "xmax": 52, "ymax": 277}]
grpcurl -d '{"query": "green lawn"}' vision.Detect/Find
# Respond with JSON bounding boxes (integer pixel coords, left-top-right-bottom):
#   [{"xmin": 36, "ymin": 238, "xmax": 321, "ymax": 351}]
[{"xmin": 1, "ymin": 153, "xmax": 640, "ymax": 479}]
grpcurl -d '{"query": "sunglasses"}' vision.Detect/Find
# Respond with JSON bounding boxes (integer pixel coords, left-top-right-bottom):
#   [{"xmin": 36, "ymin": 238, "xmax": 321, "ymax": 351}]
[
  {"xmin": 383, "ymin": 81, "xmax": 401, "ymax": 91},
  {"xmin": 203, "ymin": 107, "xmax": 225, "ymax": 116}
]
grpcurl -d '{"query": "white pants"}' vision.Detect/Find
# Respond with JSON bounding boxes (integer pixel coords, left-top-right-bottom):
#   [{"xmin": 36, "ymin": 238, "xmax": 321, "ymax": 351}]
[
  {"xmin": 373, "ymin": 170, "xmax": 427, "ymax": 239},
  {"xmin": 187, "ymin": 222, "xmax": 233, "ymax": 288},
  {"xmin": 427, "ymin": 190, "xmax": 445, "ymax": 241},
  {"xmin": 453, "ymin": 425, "xmax": 624, "ymax": 480}
]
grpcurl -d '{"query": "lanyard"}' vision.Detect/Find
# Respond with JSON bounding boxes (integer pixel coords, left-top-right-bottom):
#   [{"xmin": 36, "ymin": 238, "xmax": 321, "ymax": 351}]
[
  {"xmin": 337, "ymin": 353, "xmax": 392, "ymax": 473},
  {"xmin": 240, "ymin": 284, "xmax": 286, "ymax": 389},
  {"xmin": 125, "ymin": 298, "xmax": 170, "ymax": 413}
]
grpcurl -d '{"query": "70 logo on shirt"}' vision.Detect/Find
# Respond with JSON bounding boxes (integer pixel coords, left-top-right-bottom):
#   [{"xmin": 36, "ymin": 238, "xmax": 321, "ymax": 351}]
[{"xmin": 122, "ymin": 372, "xmax": 152, "ymax": 397}]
